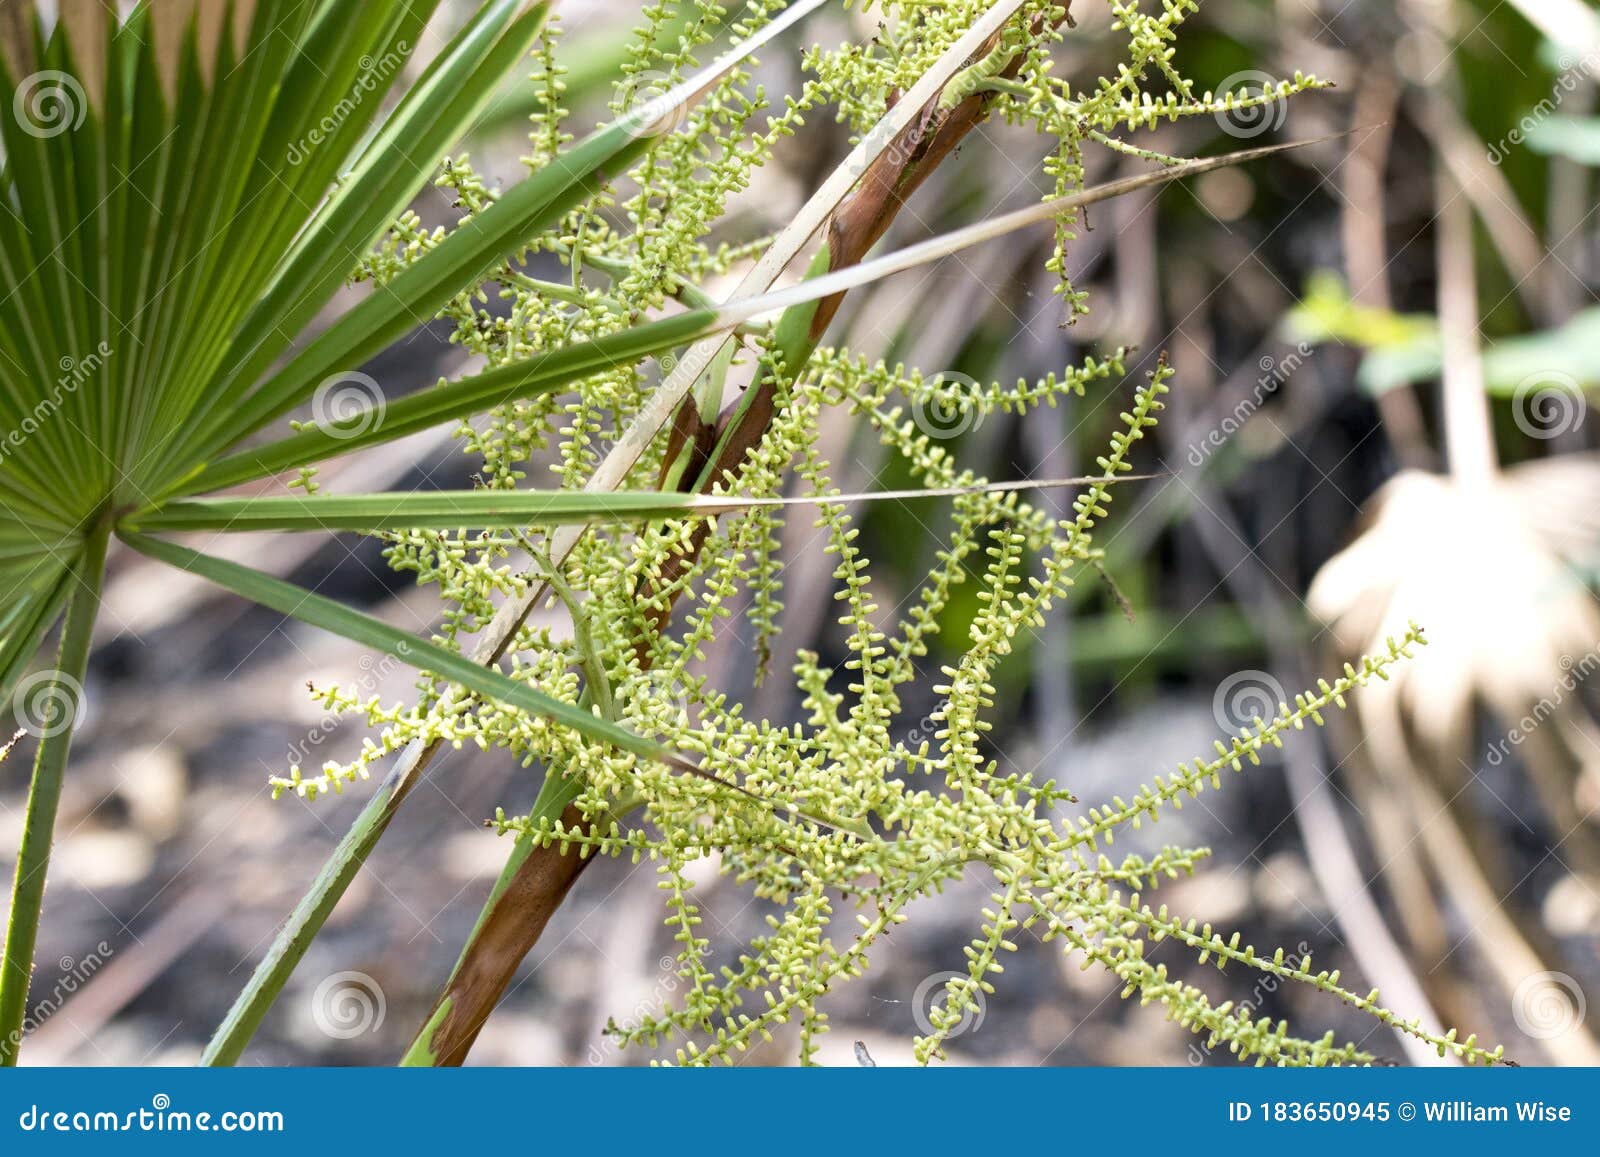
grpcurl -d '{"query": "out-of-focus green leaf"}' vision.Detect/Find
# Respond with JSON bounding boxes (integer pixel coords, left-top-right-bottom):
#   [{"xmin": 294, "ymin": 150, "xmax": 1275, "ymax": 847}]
[
  {"xmin": 1524, "ymin": 115, "xmax": 1600, "ymax": 164},
  {"xmin": 1287, "ymin": 271, "xmax": 1600, "ymax": 395},
  {"xmin": 1284, "ymin": 271, "xmax": 1439, "ymax": 396}
]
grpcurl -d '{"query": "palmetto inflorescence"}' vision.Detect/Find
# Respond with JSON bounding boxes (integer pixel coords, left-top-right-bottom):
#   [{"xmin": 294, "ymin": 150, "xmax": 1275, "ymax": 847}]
[{"xmin": 0, "ymin": 0, "xmax": 1496, "ymax": 1066}]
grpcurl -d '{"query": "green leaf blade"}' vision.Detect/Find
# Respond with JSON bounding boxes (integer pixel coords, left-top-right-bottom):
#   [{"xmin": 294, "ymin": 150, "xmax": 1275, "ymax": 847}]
[{"xmin": 117, "ymin": 531, "xmax": 691, "ymax": 771}]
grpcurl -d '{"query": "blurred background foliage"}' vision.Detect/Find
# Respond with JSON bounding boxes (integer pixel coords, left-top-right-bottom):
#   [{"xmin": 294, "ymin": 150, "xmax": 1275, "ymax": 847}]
[{"xmin": 4, "ymin": 0, "xmax": 1599, "ymax": 1065}]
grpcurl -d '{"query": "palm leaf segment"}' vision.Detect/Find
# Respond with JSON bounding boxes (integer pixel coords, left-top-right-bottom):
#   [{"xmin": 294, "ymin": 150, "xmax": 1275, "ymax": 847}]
[
  {"xmin": 1, "ymin": 1, "xmax": 523, "ymax": 587},
  {"xmin": 0, "ymin": 0, "xmax": 667, "ymax": 708}
]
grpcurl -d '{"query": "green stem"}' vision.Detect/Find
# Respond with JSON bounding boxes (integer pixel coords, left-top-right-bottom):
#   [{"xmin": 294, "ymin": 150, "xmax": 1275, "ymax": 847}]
[
  {"xmin": 0, "ymin": 517, "xmax": 108, "ymax": 1065},
  {"xmin": 400, "ymin": 769, "xmax": 599, "ymax": 1066},
  {"xmin": 201, "ymin": 736, "xmax": 440, "ymax": 1065}
]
